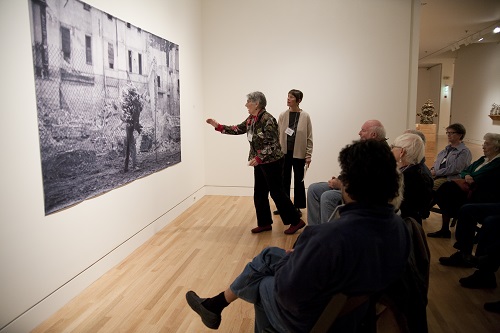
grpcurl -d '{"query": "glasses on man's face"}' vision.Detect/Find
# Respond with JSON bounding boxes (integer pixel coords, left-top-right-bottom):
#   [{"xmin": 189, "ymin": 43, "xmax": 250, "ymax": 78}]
[
  {"xmin": 446, "ymin": 131, "xmax": 457, "ymax": 135},
  {"xmin": 390, "ymin": 144, "xmax": 402, "ymax": 150}
]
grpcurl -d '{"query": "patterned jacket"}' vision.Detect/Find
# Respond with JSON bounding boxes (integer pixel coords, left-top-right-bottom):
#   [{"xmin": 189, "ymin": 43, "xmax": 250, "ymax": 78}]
[{"xmin": 215, "ymin": 110, "xmax": 284, "ymax": 164}]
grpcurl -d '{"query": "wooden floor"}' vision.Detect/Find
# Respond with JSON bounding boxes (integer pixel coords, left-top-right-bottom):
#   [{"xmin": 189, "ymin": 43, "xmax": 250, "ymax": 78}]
[
  {"xmin": 32, "ymin": 195, "xmax": 500, "ymax": 333},
  {"xmin": 32, "ymin": 138, "xmax": 498, "ymax": 333}
]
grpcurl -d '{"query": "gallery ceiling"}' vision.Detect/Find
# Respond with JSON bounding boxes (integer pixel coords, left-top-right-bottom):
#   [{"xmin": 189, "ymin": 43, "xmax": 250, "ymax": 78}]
[{"xmin": 418, "ymin": 0, "xmax": 500, "ymax": 67}]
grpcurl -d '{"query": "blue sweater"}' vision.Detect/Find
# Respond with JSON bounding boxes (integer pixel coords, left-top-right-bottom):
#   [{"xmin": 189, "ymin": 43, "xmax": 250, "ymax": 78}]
[{"xmin": 274, "ymin": 202, "xmax": 411, "ymax": 332}]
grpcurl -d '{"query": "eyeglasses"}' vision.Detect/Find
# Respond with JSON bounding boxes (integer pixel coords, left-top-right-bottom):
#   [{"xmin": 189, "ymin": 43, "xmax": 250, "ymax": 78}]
[
  {"xmin": 390, "ymin": 144, "xmax": 402, "ymax": 149},
  {"xmin": 445, "ymin": 131, "xmax": 457, "ymax": 135}
]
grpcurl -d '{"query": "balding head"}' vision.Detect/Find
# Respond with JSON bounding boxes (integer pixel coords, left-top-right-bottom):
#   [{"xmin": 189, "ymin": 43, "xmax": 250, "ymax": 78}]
[{"xmin": 359, "ymin": 119, "xmax": 386, "ymax": 141}]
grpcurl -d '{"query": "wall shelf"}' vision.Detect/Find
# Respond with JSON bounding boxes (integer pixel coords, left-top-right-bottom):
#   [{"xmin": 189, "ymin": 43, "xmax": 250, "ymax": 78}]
[{"xmin": 489, "ymin": 115, "xmax": 500, "ymax": 120}]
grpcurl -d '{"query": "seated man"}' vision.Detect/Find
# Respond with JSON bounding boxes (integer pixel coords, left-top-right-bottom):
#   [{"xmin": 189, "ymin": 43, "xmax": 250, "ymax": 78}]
[
  {"xmin": 442, "ymin": 211, "xmax": 500, "ymax": 313},
  {"xmin": 307, "ymin": 119, "xmax": 386, "ymax": 224},
  {"xmin": 439, "ymin": 203, "xmax": 500, "ymax": 267},
  {"xmin": 468, "ymin": 215, "xmax": 500, "ymax": 313},
  {"xmin": 186, "ymin": 140, "xmax": 410, "ymax": 332},
  {"xmin": 457, "ymin": 214, "xmax": 500, "ymax": 291}
]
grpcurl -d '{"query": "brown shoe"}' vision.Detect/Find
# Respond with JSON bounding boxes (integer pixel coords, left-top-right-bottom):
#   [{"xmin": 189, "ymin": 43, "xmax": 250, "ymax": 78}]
[
  {"xmin": 251, "ymin": 225, "xmax": 272, "ymax": 233},
  {"xmin": 284, "ymin": 220, "xmax": 306, "ymax": 234}
]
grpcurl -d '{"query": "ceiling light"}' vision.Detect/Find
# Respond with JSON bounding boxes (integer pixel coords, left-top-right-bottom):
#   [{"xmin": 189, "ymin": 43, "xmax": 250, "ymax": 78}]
[
  {"xmin": 494, "ymin": 27, "xmax": 500, "ymax": 34},
  {"xmin": 478, "ymin": 37, "xmax": 484, "ymax": 42}
]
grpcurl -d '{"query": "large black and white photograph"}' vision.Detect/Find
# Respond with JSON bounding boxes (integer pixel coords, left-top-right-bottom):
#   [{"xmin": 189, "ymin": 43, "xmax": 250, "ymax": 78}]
[{"xmin": 29, "ymin": 0, "xmax": 181, "ymax": 215}]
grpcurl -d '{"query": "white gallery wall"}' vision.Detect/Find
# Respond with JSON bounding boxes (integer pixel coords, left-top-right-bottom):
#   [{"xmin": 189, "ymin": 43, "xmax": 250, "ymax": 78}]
[
  {"xmin": 417, "ymin": 44, "xmax": 500, "ymax": 142},
  {"xmin": 202, "ymin": 0, "xmax": 420, "ymax": 191},
  {"xmin": 0, "ymin": 0, "xmax": 420, "ymax": 332},
  {"xmin": 0, "ymin": 0, "xmax": 205, "ymax": 332},
  {"xmin": 450, "ymin": 43, "xmax": 500, "ymax": 145},
  {"xmin": 416, "ymin": 65, "xmax": 442, "ymax": 127}
]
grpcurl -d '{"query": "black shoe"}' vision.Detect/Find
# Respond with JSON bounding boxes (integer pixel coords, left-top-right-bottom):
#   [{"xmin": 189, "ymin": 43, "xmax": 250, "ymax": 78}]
[
  {"xmin": 484, "ymin": 300, "xmax": 500, "ymax": 313},
  {"xmin": 186, "ymin": 291, "xmax": 222, "ymax": 329},
  {"xmin": 427, "ymin": 229, "xmax": 451, "ymax": 238},
  {"xmin": 439, "ymin": 251, "xmax": 475, "ymax": 268},
  {"xmin": 273, "ymin": 210, "xmax": 280, "ymax": 215},
  {"xmin": 459, "ymin": 270, "xmax": 497, "ymax": 289}
]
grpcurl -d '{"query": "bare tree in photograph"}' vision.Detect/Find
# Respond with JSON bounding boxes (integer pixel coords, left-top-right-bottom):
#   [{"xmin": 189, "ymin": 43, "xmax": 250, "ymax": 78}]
[{"xmin": 28, "ymin": 0, "xmax": 181, "ymax": 215}]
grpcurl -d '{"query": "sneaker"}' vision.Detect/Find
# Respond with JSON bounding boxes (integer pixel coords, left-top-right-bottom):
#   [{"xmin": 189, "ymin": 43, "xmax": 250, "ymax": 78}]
[
  {"xmin": 186, "ymin": 291, "xmax": 222, "ymax": 329},
  {"xmin": 439, "ymin": 251, "xmax": 475, "ymax": 268},
  {"xmin": 427, "ymin": 229, "xmax": 451, "ymax": 238},
  {"xmin": 484, "ymin": 300, "xmax": 500, "ymax": 313},
  {"xmin": 251, "ymin": 225, "xmax": 272, "ymax": 233},
  {"xmin": 284, "ymin": 220, "xmax": 306, "ymax": 235},
  {"xmin": 459, "ymin": 270, "xmax": 497, "ymax": 289}
]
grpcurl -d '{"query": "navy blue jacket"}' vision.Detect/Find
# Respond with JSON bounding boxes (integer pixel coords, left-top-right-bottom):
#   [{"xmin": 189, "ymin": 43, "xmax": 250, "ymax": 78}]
[{"xmin": 274, "ymin": 202, "xmax": 411, "ymax": 332}]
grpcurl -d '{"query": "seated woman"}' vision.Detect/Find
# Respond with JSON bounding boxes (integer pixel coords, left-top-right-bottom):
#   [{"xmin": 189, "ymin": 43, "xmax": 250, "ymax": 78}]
[
  {"xmin": 428, "ymin": 133, "xmax": 500, "ymax": 238},
  {"xmin": 391, "ymin": 133, "xmax": 434, "ymax": 224},
  {"xmin": 430, "ymin": 123, "xmax": 472, "ymax": 191}
]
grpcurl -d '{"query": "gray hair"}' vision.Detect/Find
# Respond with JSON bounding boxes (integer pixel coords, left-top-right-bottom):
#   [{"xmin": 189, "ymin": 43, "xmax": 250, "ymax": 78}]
[
  {"xmin": 246, "ymin": 91, "xmax": 267, "ymax": 110},
  {"xmin": 393, "ymin": 133, "xmax": 425, "ymax": 165},
  {"xmin": 484, "ymin": 133, "xmax": 500, "ymax": 152},
  {"xmin": 373, "ymin": 125, "xmax": 387, "ymax": 141},
  {"xmin": 404, "ymin": 129, "xmax": 426, "ymax": 144}
]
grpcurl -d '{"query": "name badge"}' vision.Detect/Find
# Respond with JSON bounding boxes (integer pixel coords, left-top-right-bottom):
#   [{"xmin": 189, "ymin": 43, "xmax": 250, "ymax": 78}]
[{"xmin": 285, "ymin": 127, "xmax": 295, "ymax": 136}]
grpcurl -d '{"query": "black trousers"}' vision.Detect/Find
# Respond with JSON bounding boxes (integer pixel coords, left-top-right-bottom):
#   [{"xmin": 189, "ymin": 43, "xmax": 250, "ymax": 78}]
[
  {"xmin": 254, "ymin": 158, "xmax": 300, "ymax": 227},
  {"xmin": 436, "ymin": 181, "xmax": 468, "ymax": 217},
  {"xmin": 283, "ymin": 151, "xmax": 306, "ymax": 208},
  {"xmin": 476, "ymin": 215, "xmax": 500, "ymax": 273},
  {"xmin": 455, "ymin": 203, "xmax": 500, "ymax": 255}
]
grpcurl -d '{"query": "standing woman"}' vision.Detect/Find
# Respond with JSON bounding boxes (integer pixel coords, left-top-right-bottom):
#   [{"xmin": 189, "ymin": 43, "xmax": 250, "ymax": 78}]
[
  {"xmin": 206, "ymin": 91, "xmax": 306, "ymax": 234},
  {"xmin": 274, "ymin": 89, "xmax": 313, "ymax": 216}
]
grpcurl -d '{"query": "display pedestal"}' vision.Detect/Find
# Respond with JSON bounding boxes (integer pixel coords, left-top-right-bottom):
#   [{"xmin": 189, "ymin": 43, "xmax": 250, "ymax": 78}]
[{"xmin": 415, "ymin": 123, "xmax": 437, "ymax": 168}]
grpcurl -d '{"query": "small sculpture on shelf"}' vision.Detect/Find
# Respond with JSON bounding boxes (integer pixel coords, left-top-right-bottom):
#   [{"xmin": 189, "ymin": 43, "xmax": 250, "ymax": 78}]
[
  {"xmin": 417, "ymin": 99, "xmax": 438, "ymax": 124},
  {"xmin": 490, "ymin": 103, "xmax": 500, "ymax": 116}
]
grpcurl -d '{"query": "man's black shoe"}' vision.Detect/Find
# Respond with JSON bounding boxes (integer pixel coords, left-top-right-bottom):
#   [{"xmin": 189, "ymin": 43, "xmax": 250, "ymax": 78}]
[
  {"xmin": 439, "ymin": 251, "xmax": 475, "ymax": 268},
  {"xmin": 186, "ymin": 291, "xmax": 221, "ymax": 329},
  {"xmin": 427, "ymin": 229, "xmax": 451, "ymax": 238},
  {"xmin": 484, "ymin": 300, "xmax": 500, "ymax": 313},
  {"xmin": 459, "ymin": 270, "xmax": 497, "ymax": 289}
]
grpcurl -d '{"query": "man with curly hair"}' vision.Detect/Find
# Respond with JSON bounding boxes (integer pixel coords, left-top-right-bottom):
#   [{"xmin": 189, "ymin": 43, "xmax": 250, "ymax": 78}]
[{"xmin": 186, "ymin": 140, "xmax": 410, "ymax": 332}]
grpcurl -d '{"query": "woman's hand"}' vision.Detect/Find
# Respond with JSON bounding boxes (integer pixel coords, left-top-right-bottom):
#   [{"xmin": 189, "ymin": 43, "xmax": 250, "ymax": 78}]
[
  {"xmin": 206, "ymin": 118, "xmax": 219, "ymax": 128},
  {"xmin": 464, "ymin": 174, "xmax": 474, "ymax": 184},
  {"xmin": 305, "ymin": 157, "xmax": 311, "ymax": 167},
  {"xmin": 248, "ymin": 158, "xmax": 259, "ymax": 167}
]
